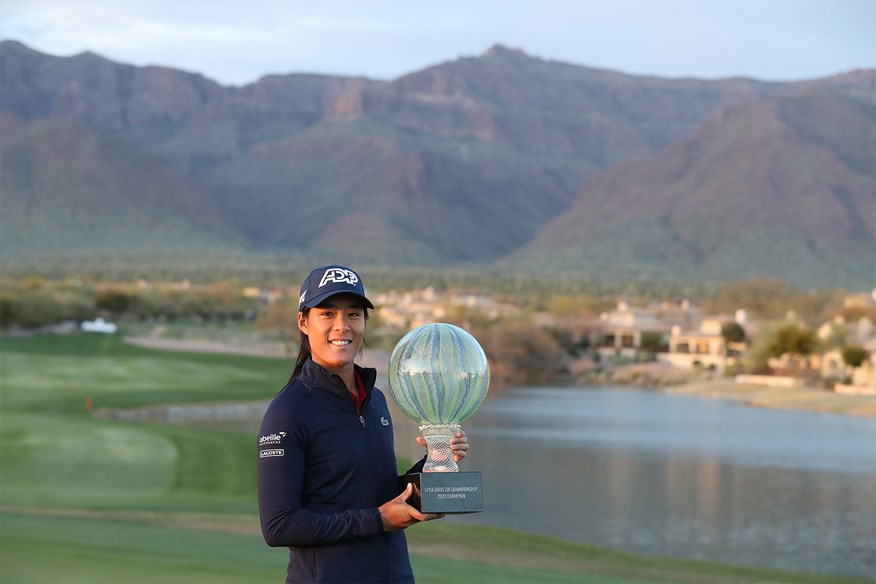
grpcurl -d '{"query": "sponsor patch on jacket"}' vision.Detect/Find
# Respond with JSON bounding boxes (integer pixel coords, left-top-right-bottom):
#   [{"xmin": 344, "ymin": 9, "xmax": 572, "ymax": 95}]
[
  {"xmin": 259, "ymin": 432, "xmax": 286, "ymax": 446},
  {"xmin": 259, "ymin": 449, "xmax": 284, "ymax": 458}
]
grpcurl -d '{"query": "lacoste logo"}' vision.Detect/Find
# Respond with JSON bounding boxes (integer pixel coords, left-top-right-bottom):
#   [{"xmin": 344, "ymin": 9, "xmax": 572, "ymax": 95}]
[
  {"xmin": 259, "ymin": 432, "xmax": 286, "ymax": 445},
  {"xmin": 380, "ymin": 417, "xmax": 390, "ymax": 426},
  {"xmin": 319, "ymin": 268, "xmax": 358, "ymax": 288},
  {"xmin": 260, "ymin": 449, "xmax": 284, "ymax": 458}
]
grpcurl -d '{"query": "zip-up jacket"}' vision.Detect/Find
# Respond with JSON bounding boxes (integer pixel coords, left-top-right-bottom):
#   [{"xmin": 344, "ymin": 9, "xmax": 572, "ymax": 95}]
[{"xmin": 258, "ymin": 358, "xmax": 424, "ymax": 583}]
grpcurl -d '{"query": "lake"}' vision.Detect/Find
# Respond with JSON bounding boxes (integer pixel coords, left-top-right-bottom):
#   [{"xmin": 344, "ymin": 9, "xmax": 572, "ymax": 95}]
[
  {"xmin": 388, "ymin": 386, "xmax": 876, "ymax": 579},
  {"xmin": 185, "ymin": 384, "xmax": 875, "ymax": 579}
]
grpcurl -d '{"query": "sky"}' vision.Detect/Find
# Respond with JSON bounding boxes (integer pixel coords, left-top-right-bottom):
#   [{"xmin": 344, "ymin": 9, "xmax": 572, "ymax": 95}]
[{"xmin": 1, "ymin": 0, "xmax": 873, "ymax": 87}]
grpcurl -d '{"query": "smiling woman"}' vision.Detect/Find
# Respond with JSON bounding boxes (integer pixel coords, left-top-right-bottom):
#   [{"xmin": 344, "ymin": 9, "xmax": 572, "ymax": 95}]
[
  {"xmin": 292, "ymin": 265, "xmax": 373, "ymax": 391},
  {"xmin": 256, "ymin": 264, "xmax": 469, "ymax": 584}
]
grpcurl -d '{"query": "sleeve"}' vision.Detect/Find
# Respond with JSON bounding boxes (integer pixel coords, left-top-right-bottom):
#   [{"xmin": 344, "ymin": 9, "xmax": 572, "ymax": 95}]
[
  {"xmin": 397, "ymin": 455, "xmax": 427, "ymax": 492},
  {"xmin": 257, "ymin": 397, "xmax": 384, "ymax": 548},
  {"xmin": 404, "ymin": 456, "xmax": 427, "ymax": 476}
]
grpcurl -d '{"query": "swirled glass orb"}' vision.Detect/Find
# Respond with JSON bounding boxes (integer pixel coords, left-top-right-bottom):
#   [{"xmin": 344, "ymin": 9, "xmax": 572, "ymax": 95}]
[{"xmin": 388, "ymin": 323, "xmax": 490, "ymax": 426}]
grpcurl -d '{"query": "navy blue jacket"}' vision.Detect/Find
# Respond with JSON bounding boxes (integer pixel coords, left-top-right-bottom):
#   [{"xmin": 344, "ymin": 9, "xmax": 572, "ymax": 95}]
[{"xmin": 258, "ymin": 358, "xmax": 424, "ymax": 583}]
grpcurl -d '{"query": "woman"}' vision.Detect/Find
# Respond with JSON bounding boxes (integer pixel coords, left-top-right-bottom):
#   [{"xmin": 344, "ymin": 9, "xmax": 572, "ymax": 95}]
[{"xmin": 258, "ymin": 265, "xmax": 469, "ymax": 583}]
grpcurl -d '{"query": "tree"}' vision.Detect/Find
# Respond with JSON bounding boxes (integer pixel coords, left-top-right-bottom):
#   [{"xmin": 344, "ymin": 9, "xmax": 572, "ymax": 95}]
[
  {"xmin": 94, "ymin": 288, "xmax": 134, "ymax": 314},
  {"xmin": 254, "ymin": 299, "xmax": 300, "ymax": 357},
  {"xmin": 640, "ymin": 331, "xmax": 664, "ymax": 354},
  {"xmin": 766, "ymin": 323, "xmax": 817, "ymax": 369},
  {"xmin": 0, "ymin": 296, "xmax": 17, "ymax": 329},
  {"xmin": 842, "ymin": 345, "xmax": 867, "ymax": 369},
  {"xmin": 474, "ymin": 321, "xmax": 567, "ymax": 388},
  {"xmin": 547, "ymin": 295, "xmax": 602, "ymax": 318},
  {"xmin": 820, "ymin": 320, "xmax": 850, "ymax": 350},
  {"xmin": 705, "ymin": 276, "xmax": 838, "ymax": 322},
  {"xmin": 721, "ymin": 321, "xmax": 746, "ymax": 344},
  {"xmin": 710, "ymin": 277, "xmax": 793, "ymax": 319}
]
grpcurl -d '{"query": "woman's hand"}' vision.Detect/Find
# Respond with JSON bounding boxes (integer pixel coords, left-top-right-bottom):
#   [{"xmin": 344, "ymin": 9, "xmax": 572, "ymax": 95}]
[
  {"xmin": 449, "ymin": 429, "xmax": 469, "ymax": 462},
  {"xmin": 378, "ymin": 483, "xmax": 444, "ymax": 531},
  {"xmin": 416, "ymin": 429, "xmax": 470, "ymax": 463}
]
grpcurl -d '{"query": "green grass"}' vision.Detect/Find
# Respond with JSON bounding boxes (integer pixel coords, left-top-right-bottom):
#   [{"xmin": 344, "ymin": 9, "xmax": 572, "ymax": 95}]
[
  {"xmin": 2, "ymin": 511, "xmax": 859, "ymax": 584},
  {"xmin": 1, "ymin": 334, "xmax": 869, "ymax": 583},
  {"xmin": 0, "ymin": 512, "xmax": 286, "ymax": 584},
  {"xmin": 0, "ymin": 332, "xmax": 289, "ymax": 412}
]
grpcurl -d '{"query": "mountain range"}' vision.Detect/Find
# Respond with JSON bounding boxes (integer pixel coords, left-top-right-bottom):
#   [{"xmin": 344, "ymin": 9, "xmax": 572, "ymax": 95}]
[{"xmin": 1, "ymin": 40, "xmax": 874, "ymax": 289}]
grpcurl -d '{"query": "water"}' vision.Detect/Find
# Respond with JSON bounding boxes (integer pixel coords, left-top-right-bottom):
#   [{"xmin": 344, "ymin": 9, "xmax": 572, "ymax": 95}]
[
  {"xmin": 390, "ymin": 387, "xmax": 876, "ymax": 579},
  {"xmin": 190, "ymin": 385, "xmax": 875, "ymax": 578}
]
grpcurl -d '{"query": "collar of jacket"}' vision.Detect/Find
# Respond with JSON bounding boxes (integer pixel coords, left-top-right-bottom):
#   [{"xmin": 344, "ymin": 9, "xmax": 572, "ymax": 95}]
[{"xmin": 298, "ymin": 357, "xmax": 377, "ymax": 400}]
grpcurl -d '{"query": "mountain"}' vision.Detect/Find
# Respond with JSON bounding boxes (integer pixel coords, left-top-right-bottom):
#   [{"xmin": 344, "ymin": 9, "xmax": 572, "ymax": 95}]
[
  {"xmin": 1, "ymin": 40, "xmax": 874, "ymax": 289},
  {"xmin": 507, "ymin": 92, "xmax": 876, "ymax": 288},
  {"xmin": 0, "ymin": 111, "xmax": 244, "ymax": 255},
  {"xmin": 195, "ymin": 46, "xmax": 810, "ymax": 262}
]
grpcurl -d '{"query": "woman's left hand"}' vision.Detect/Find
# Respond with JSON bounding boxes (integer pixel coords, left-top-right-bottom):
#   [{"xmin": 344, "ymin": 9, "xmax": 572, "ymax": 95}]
[{"xmin": 416, "ymin": 429, "xmax": 469, "ymax": 463}]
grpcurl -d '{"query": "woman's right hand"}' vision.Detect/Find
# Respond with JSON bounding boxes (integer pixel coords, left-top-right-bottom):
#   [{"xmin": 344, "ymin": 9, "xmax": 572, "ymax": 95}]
[{"xmin": 378, "ymin": 483, "xmax": 444, "ymax": 531}]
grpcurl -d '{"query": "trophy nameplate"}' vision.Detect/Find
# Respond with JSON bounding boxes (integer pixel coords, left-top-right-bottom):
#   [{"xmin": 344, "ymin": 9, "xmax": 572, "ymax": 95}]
[{"xmin": 404, "ymin": 471, "xmax": 483, "ymax": 514}]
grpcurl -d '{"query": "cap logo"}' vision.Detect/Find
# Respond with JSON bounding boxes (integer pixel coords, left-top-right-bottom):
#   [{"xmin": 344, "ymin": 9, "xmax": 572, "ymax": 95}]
[{"xmin": 319, "ymin": 268, "xmax": 358, "ymax": 288}]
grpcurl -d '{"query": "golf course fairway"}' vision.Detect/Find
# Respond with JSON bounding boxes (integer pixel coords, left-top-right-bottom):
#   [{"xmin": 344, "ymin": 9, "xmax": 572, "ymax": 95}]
[{"xmin": 0, "ymin": 333, "xmax": 866, "ymax": 583}]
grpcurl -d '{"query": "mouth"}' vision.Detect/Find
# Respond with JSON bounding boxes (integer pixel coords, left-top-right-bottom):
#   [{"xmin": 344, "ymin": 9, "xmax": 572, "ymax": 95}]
[{"xmin": 330, "ymin": 340, "xmax": 352, "ymax": 347}]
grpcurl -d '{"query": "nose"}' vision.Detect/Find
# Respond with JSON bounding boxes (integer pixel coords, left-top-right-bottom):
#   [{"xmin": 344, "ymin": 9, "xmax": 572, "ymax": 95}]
[{"xmin": 333, "ymin": 313, "xmax": 350, "ymax": 331}]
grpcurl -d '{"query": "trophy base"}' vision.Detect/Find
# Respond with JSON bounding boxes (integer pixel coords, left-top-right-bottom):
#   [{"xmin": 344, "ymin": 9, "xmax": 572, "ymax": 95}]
[{"xmin": 403, "ymin": 471, "xmax": 483, "ymax": 514}]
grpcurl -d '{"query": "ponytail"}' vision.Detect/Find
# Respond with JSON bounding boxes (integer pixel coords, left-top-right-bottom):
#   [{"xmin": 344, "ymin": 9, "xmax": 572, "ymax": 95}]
[{"xmin": 287, "ymin": 308, "xmax": 311, "ymax": 385}]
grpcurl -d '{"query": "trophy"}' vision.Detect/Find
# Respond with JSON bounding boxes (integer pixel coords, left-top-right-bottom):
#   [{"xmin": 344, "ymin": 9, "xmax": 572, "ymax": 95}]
[{"xmin": 388, "ymin": 323, "xmax": 490, "ymax": 514}]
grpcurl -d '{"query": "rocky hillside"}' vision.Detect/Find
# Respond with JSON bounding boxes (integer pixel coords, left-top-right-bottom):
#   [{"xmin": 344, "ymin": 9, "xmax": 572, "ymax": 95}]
[
  {"xmin": 507, "ymin": 92, "xmax": 876, "ymax": 287},
  {"xmin": 1, "ymin": 40, "xmax": 873, "ymax": 288}
]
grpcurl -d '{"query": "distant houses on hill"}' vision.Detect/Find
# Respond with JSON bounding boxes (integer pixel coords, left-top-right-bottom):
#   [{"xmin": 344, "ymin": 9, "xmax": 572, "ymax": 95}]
[
  {"xmin": 239, "ymin": 283, "xmax": 876, "ymax": 395},
  {"xmin": 591, "ymin": 299, "xmax": 749, "ymax": 374},
  {"xmin": 372, "ymin": 288, "xmax": 876, "ymax": 395}
]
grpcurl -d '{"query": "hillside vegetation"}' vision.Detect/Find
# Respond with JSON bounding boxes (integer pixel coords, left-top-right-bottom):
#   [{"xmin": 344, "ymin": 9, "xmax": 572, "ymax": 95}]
[{"xmin": 1, "ymin": 40, "xmax": 874, "ymax": 289}]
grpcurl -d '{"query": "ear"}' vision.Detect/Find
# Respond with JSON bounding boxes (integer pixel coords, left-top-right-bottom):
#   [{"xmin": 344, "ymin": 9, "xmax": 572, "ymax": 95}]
[{"xmin": 297, "ymin": 312, "xmax": 308, "ymax": 335}]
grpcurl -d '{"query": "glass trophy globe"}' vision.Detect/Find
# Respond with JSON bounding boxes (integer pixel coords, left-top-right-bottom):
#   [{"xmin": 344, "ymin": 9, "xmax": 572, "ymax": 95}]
[{"xmin": 388, "ymin": 323, "xmax": 490, "ymax": 473}]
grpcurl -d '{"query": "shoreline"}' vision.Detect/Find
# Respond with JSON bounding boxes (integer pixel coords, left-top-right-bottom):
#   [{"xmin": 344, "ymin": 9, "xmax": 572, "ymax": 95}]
[
  {"xmin": 665, "ymin": 377, "xmax": 876, "ymax": 418},
  {"xmin": 121, "ymin": 335, "xmax": 876, "ymax": 418}
]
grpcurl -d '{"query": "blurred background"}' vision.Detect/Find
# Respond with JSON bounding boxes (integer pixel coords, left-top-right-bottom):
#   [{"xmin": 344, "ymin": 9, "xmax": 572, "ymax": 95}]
[{"xmin": 1, "ymin": 1, "xmax": 874, "ymax": 582}]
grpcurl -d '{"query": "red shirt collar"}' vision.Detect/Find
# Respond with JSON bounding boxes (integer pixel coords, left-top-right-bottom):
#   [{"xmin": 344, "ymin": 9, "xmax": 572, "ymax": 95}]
[{"xmin": 351, "ymin": 369, "xmax": 367, "ymax": 414}]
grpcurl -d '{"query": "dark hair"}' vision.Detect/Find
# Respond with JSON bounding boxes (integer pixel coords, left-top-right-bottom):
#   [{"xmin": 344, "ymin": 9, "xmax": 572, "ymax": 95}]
[
  {"xmin": 288, "ymin": 308, "xmax": 312, "ymax": 384},
  {"xmin": 286, "ymin": 305, "xmax": 370, "ymax": 385}
]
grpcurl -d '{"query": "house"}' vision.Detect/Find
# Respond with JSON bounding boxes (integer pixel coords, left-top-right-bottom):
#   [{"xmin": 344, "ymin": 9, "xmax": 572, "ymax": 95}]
[
  {"xmin": 374, "ymin": 288, "xmax": 448, "ymax": 329},
  {"xmin": 656, "ymin": 311, "xmax": 748, "ymax": 373},
  {"xmin": 242, "ymin": 286, "xmax": 291, "ymax": 304},
  {"xmin": 819, "ymin": 315, "xmax": 876, "ymax": 395},
  {"xmin": 594, "ymin": 301, "xmax": 672, "ymax": 358},
  {"xmin": 374, "ymin": 288, "xmax": 517, "ymax": 331},
  {"xmin": 829, "ymin": 339, "xmax": 876, "ymax": 396},
  {"xmin": 652, "ymin": 298, "xmax": 700, "ymax": 328}
]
